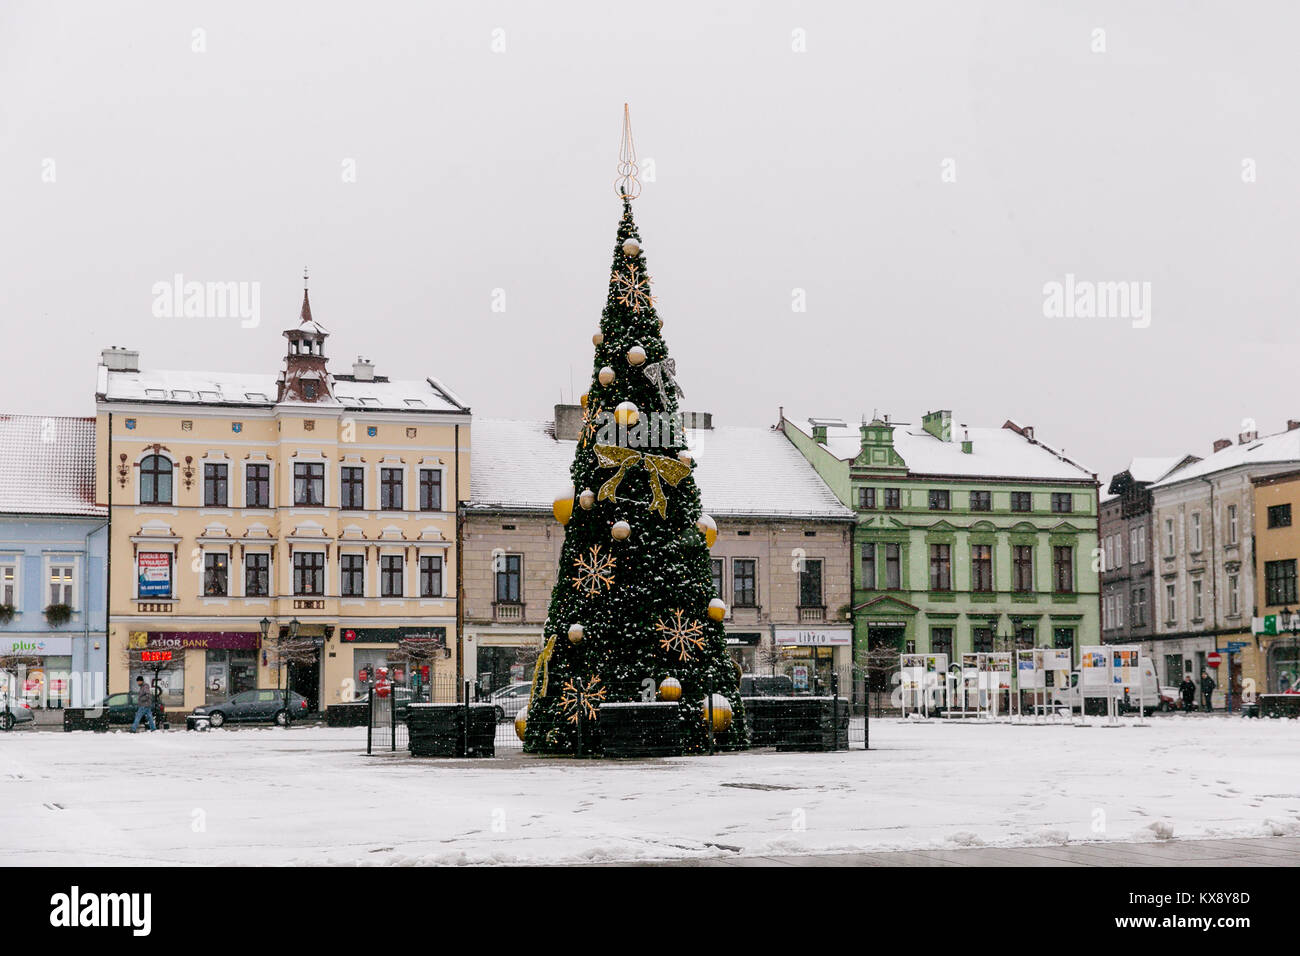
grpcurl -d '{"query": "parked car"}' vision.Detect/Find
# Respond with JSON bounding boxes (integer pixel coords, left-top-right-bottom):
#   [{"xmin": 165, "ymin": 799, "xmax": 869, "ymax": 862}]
[
  {"xmin": 91, "ymin": 691, "xmax": 168, "ymax": 728},
  {"xmin": 740, "ymin": 675, "xmax": 796, "ymax": 697},
  {"xmin": 0, "ymin": 697, "xmax": 35, "ymax": 730},
  {"xmin": 191, "ymin": 689, "xmax": 308, "ymax": 727},
  {"xmin": 489, "ymin": 682, "xmax": 533, "ymax": 722}
]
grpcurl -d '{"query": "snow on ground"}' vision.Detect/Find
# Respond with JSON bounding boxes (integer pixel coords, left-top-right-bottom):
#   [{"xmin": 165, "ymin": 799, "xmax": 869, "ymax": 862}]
[{"xmin": 2, "ymin": 716, "xmax": 1299, "ymax": 866}]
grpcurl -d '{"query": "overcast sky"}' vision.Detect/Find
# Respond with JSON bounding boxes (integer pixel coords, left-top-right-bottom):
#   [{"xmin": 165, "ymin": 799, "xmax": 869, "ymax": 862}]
[{"xmin": 2, "ymin": 1, "xmax": 1297, "ymax": 485}]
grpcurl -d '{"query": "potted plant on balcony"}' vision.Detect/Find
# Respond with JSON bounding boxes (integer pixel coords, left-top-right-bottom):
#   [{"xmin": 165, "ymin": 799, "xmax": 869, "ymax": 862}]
[
  {"xmin": 44, "ymin": 603, "xmax": 73, "ymax": 627},
  {"xmin": 0, "ymin": 604, "xmax": 15, "ymax": 625}
]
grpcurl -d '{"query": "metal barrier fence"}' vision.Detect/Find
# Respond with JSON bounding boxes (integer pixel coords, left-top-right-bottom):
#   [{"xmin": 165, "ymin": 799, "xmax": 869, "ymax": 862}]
[{"xmin": 360, "ymin": 670, "xmax": 876, "ymax": 756}]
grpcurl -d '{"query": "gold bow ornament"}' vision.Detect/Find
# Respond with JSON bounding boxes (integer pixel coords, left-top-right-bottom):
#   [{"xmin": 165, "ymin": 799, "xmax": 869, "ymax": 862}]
[{"xmin": 593, "ymin": 443, "xmax": 692, "ymax": 518}]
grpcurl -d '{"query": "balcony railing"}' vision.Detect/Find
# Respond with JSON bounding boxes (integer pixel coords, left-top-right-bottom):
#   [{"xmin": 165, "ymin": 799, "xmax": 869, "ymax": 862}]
[
  {"xmin": 494, "ymin": 601, "xmax": 525, "ymax": 622},
  {"xmin": 797, "ymin": 605, "xmax": 826, "ymax": 622}
]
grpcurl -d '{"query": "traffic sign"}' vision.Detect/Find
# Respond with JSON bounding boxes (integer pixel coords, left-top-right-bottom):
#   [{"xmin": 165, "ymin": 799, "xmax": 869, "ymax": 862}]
[
  {"xmin": 1226, "ymin": 641, "xmax": 1249, "ymax": 652},
  {"xmin": 1207, "ymin": 652, "xmax": 1222, "ymax": 668}
]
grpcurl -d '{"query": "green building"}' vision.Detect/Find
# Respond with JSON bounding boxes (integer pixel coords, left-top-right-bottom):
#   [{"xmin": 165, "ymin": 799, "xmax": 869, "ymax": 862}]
[{"xmin": 781, "ymin": 410, "xmax": 1100, "ymax": 676}]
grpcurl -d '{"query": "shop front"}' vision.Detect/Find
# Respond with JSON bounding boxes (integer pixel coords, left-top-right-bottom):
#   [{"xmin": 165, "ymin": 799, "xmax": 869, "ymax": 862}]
[
  {"xmin": 0, "ymin": 635, "xmax": 83, "ymax": 708},
  {"xmin": 339, "ymin": 625, "xmax": 453, "ymax": 703},
  {"xmin": 774, "ymin": 625, "xmax": 853, "ymax": 692},
  {"xmin": 127, "ymin": 631, "xmax": 264, "ymax": 711},
  {"xmin": 464, "ymin": 628, "xmax": 543, "ymax": 698},
  {"xmin": 725, "ymin": 632, "xmax": 761, "ymax": 675}
]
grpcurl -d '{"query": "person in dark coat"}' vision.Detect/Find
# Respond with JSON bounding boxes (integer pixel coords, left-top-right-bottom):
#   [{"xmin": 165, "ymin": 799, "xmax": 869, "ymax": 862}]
[
  {"xmin": 1200, "ymin": 670, "xmax": 1216, "ymax": 713},
  {"xmin": 1179, "ymin": 676, "xmax": 1197, "ymax": 711}
]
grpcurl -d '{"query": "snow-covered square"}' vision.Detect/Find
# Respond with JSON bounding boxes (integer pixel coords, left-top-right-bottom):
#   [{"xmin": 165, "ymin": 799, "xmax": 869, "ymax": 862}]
[{"xmin": 2, "ymin": 717, "xmax": 1297, "ymax": 866}]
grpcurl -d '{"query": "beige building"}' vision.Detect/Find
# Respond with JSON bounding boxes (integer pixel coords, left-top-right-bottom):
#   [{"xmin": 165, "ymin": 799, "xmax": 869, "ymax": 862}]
[
  {"xmin": 95, "ymin": 289, "xmax": 471, "ymax": 713},
  {"xmin": 462, "ymin": 409, "xmax": 855, "ymax": 696},
  {"xmin": 1249, "ymin": 470, "xmax": 1300, "ymax": 695}
]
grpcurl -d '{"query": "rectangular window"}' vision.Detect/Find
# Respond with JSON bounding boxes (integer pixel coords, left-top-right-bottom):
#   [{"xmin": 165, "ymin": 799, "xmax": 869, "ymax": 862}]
[
  {"xmin": 1191, "ymin": 513, "xmax": 1202, "ymax": 551},
  {"xmin": 419, "ymin": 469, "xmax": 443, "ymax": 511},
  {"xmin": 1114, "ymin": 535, "xmax": 1123, "ymax": 567},
  {"xmin": 929, "ymin": 543, "xmax": 951, "ymax": 592},
  {"xmin": 1, "ymin": 565, "xmax": 15, "ymax": 606},
  {"xmin": 1104, "ymin": 536, "xmax": 1113, "ymax": 572},
  {"xmin": 861, "ymin": 543, "xmax": 876, "ymax": 589},
  {"xmin": 883, "ymin": 488, "xmax": 901, "ymax": 510},
  {"xmin": 245, "ymin": 553, "xmax": 269, "ymax": 597},
  {"xmin": 1164, "ymin": 518, "xmax": 1175, "ymax": 556},
  {"xmin": 1129, "ymin": 527, "xmax": 1139, "ymax": 564},
  {"xmin": 204, "ymin": 463, "xmax": 228, "ymax": 507},
  {"xmin": 1052, "ymin": 627, "xmax": 1075, "ymax": 651},
  {"xmin": 711, "ymin": 559, "xmax": 723, "ymax": 597},
  {"xmin": 798, "ymin": 559, "xmax": 823, "ymax": 608},
  {"xmin": 1012, "ymin": 545, "xmax": 1033, "ymax": 592},
  {"xmin": 970, "ymin": 544, "xmax": 993, "ymax": 592},
  {"xmin": 1227, "ymin": 504, "xmax": 1238, "ymax": 545},
  {"xmin": 733, "ymin": 559, "xmax": 757, "ymax": 607},
  {"xmin": 1115, "ymin": 591, "xmax": 1124, "ymax": 627},
  {"xmin": 245, "ymin": 463, "xmax": 270, "ymax": 508},
  {"xmin": 340, "ymin": 554, "xmax": 364, "ymax": 597},
  {"xmin": 1227, "ymin": 575, "xmax": 1239, "ymax": 616},
  {"xmin": 1166, "ymin": 583, "xmax": 1177, "ymax": 622},
  {"xmin": 1265, "ymin": 559, "xmax": 1298, "ymax": 606},
  {"xmin": 293, "ymin": 552, "xmax": 324, "ymax": 596},
  {"xmin": 971, "ymin": 626, "xmax": 993, "ymax": 653},
  {"xmin": 420, "ymin": 555, "xmax": 443, "ymax": 597},
  {"xmin": 1268, "ymin": 504, "xmax": 1292, "ymax": 529},
  {"xmin": 202, "ymin": 553, "xmax": 228, "ymax": 597},
  {"xmin": 1134, "ymin": 586, "xmax": 1147, "ymax": 626},
  {"xmin": 969, "ymin": 491, "xmax": 991, "ymax": 512},
  {"xmin": 930, "ymin": 627, "xmax": 953, "ymax": 657},
  {"xmin": 381, "ymin": 555, "xmax": 404, "ymax": 597},
  {"xmin": 341, "ymin": 467, "xmax": 365, "ymax": 510},
  {"xmin": 380, "ymin": 468, "xmax": 403, "ymax": 511},
  {"xmin": 1137, "ymin": 526, "xmax": 1147, "ymax": 563},
  {"xmin": 857, "ymin": 487, "xmax": 876, "ymax": 509},
  {"xmin": 496, "ymin": 555, "xmax": 521, "ymax": 603},
  {"xmin": 1052, "ymin": 546, "xmax": 1074, "ymax": 594},
  {"xmin": 293, "ymin": 463, "xmax": 324, "ymax": 506},
  {"xmin": 48, "ymin": 564, "xmax": 74, "ymax": 607},
  {"xmin": 1011, "ymin": 491, "xmax": 1032, "ymax": 513},
  {"xmin": 1051, "ymin": 493, "xmax": 1072, "ymax": 514},
  {"xmin": 885, "ymin": 543, "xmax": 901, "ymax": 589},
  {"xmin": 1192, "ymin": 579, "xmax": 1203, "ymax": 620},
  {"xmin": 928, "ymin": 489, "xmax": 950, "ymax": 511}
]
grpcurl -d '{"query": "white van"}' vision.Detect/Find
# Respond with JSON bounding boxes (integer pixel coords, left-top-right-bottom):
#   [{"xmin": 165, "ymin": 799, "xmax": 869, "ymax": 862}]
[{"xmin": 1051, "ymin": 658, "xmax": 1178, "ymax": 715}]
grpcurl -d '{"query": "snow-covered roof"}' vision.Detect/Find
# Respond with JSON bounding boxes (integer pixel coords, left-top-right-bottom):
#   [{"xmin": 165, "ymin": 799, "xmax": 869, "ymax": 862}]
[
  {"xmin": 1149, "ymin": 428, "xmax": 1300, "ymax": 489},
  {"xmin": 1125, "ymin": 456, "xmax": 1189, "ymax": 484},
  {"xmin": 98, "ymin": 366, "xmax": 467, "ymax": 414},
  {"xmin": 790, "ymin": 415, "xmax": 1096, "ymax": 482},
  {"xmin": 0, "ymin": 414, "xmax": 104, "ymax": 517},
  {"xmin": 469, "ymin": 419, "xmax": 854, "ymax": 520}
]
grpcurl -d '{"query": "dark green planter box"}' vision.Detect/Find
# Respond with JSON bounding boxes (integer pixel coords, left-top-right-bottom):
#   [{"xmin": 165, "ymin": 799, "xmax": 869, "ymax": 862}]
[
  {"xmin": 599, "ymin": 702, "xmax": 682, "ymax": 757},
  {"xmin": 743, "ymin": 696, "xmax": 848, "ymax": 752},
  {"xmin": 407, "ymin": 703, "xmax": 496, "ymax": 757},
  {"xmin": 63, "ymin": 708, "xmax": 109, "ymax": 732},
  {"xmin": 326, "ymin": 703, "xmax": 370, "ymax": 727},
  {"xmin": 1260, "ymin": 695, "xmax": 1300, "ymax": 719}
]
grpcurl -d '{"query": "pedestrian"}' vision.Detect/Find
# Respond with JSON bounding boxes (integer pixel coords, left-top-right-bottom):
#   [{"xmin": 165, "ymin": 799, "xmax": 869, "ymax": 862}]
[
  {"xmin": 1179, "ymin": 675, "xmax": 1196, "ymax": 711},
  {"xmin": 130, "ymin": 676, "xmax": 157, "ymax": 733},
  {"xmin": 1200, "ymin": 669, "xmax": 1216, "ymax": 714}
]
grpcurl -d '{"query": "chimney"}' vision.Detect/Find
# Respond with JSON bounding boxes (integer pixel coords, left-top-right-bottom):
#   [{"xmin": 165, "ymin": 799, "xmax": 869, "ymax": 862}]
[
  {"xmin": 1288, "ymin": 420, "xmax": 1300, "ymax": 432},
  {"xmin": 352, "ymin": 356, "xmax": 375, "ymax": 381},
  {"xmin": 961, "ymin": 427, "xmax": 973, "ymax": 454},
  {"xmin": 922, "ymin": 409, "xmax": 952, "ymax": 442},
  {"xmin": 681, "ymin": 411, "xmax": 713, "ymax": 431},
  {"xmin": 554, "ymin": 404, "xmax": 584, "ymax": 441},
  {"xmin": 100, "ymin": 347, "xmax": 140, "ymax": 372},
  {"xmin": 1213, "ymin": 438, "xmax": 1232, "ymax": 453},
  {"xmin": 812, "ymin": 424, "xmax": 827, "ymax": 444},
  {"xmin": 1238, "ymin": 427, "xmax": 1258, "ymax": 444}
]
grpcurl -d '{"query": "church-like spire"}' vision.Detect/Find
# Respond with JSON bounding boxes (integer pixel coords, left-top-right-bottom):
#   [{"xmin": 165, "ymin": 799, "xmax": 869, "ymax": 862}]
[
  {"xmin": 276, "ymin": 270, "xmax": 333, "ymax": 404},
  {"xmin": 300, "ymin": 267, "xmax": 314, "ymax": 325}
]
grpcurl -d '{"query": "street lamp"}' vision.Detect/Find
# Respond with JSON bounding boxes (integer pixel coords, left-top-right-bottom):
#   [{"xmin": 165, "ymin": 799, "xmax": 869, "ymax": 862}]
[
  {"xmin": 281, "ymin": 617, "xmax": 301, "ymax": 728},
  {"xmin": 259, "ymin": 616, "xmax": 270, "ymax": 668}
]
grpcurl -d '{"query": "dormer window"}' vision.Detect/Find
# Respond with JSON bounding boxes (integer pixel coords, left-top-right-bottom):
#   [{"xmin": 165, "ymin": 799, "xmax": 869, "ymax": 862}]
[{"xmin": 303, "ymin": 381, "xmax": 317, "ymax": 400}]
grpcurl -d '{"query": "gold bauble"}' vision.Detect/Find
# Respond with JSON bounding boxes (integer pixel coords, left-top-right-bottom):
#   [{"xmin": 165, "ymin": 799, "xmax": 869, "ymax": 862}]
[
  {"xmin": 678, "ymin": 451, "xmax": 694, "ymax": 467},
  {"xmin": 598, "ymin": 366, "xmax": 615, "ymax": 386},
  {"xmin": 514, "ymin": 711, "xmax": 527, "ymax": 741},
  {"xmin": 703, "ymin": 693, "xmax": 733, "ymax": 732},
  {"xmin": 697, "ymin": 513, "xmax": 718, "ymax": 548},
  {"xmin": 593, "ymin": 332, "xmax": 604, "ymax": 346},
  {"xmin": 580, "ymin": 392, "xmax": 589, "ymax": 409},
  {"xmin": 579, "ymin": 487, "xmax": 595, "ymax": 510},
  {"xmin": 622, "ymin": 238, "xmax": 641, "ymax": 256},
  {"xmin": 707, "ymin": 598, "xmax": 727, "ymax": 622},
  {"xmin": 552, "ymin": 487, "xmax": 575, "ymax": 525},
  {"xmin": 658, "ymin": 676, "xmax": 682, "ymax": 702},
  {"xmin": 568, "ymin": 623, "xmax": 585, "ymax": 644},
  {"xmin": 614, "ymin": 401, "xmax": 639, "ymax": 426},
  {"xmin": 627, "ymin": 345, "xmax": 647, "ymax": 366},
  {"xmin": 611, "ymin": 520, "xmax": 631, "ymax": 541}
]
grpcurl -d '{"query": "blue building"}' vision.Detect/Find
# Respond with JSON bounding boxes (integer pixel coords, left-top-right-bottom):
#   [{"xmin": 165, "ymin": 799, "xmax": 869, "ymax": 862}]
[{"xmin": 0, "ymin": 415, "xmax": 108, "ymax": 709}]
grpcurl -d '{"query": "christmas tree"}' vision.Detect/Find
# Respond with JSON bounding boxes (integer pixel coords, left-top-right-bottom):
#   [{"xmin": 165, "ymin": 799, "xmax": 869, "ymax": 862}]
[{"xmin": 522, "ymin": 106, "xmax": 747, "ymax": 755}]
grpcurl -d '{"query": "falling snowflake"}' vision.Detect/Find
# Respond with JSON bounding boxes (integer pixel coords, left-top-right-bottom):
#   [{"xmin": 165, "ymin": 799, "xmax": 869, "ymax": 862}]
[
  {"xmin": 572, "ymin": 545, "xmax": 616, "ymax": 596},
  {"xmin": 610, "ymin": 264, "xmax": 656, "ymax": 313},
  {"xmin": 559, "ymin": 675, "xmax": 606, "ymax": 723},
  {"xmin": 655, "ymin": 608, "xmax": 706, "ymax": 662}
]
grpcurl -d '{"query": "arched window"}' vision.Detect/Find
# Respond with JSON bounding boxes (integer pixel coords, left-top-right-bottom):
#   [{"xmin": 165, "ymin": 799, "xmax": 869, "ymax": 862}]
[{"xmin": 140, "ymin": 454, "xmax": 173, "ymax": 505}]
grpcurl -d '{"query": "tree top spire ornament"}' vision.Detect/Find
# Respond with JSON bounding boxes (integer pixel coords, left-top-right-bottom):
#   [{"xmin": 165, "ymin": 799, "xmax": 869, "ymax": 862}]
[{"xmin": 614, "ymin": 102, "xmax": 641, "ymax": 201}]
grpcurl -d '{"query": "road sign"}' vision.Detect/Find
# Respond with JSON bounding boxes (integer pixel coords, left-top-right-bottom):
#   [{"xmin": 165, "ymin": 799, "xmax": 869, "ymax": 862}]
[
  {"xmin": 1207, "ymin": 652, "xmax": 1222, "ymax": 668},
  {"xmin": 1226, "ymin": 641, "xmax": 1249, "ymax": 652}
]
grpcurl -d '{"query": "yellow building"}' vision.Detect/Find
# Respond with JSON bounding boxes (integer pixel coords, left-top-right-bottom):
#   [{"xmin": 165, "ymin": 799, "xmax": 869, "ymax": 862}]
[
  {"xmin": 1249, "ymin": 470, "xmax": 1300, "ymax": 696},
  {"xmin": 95, "ymin": 288, "xmax": 471, "ymax": 714}
]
